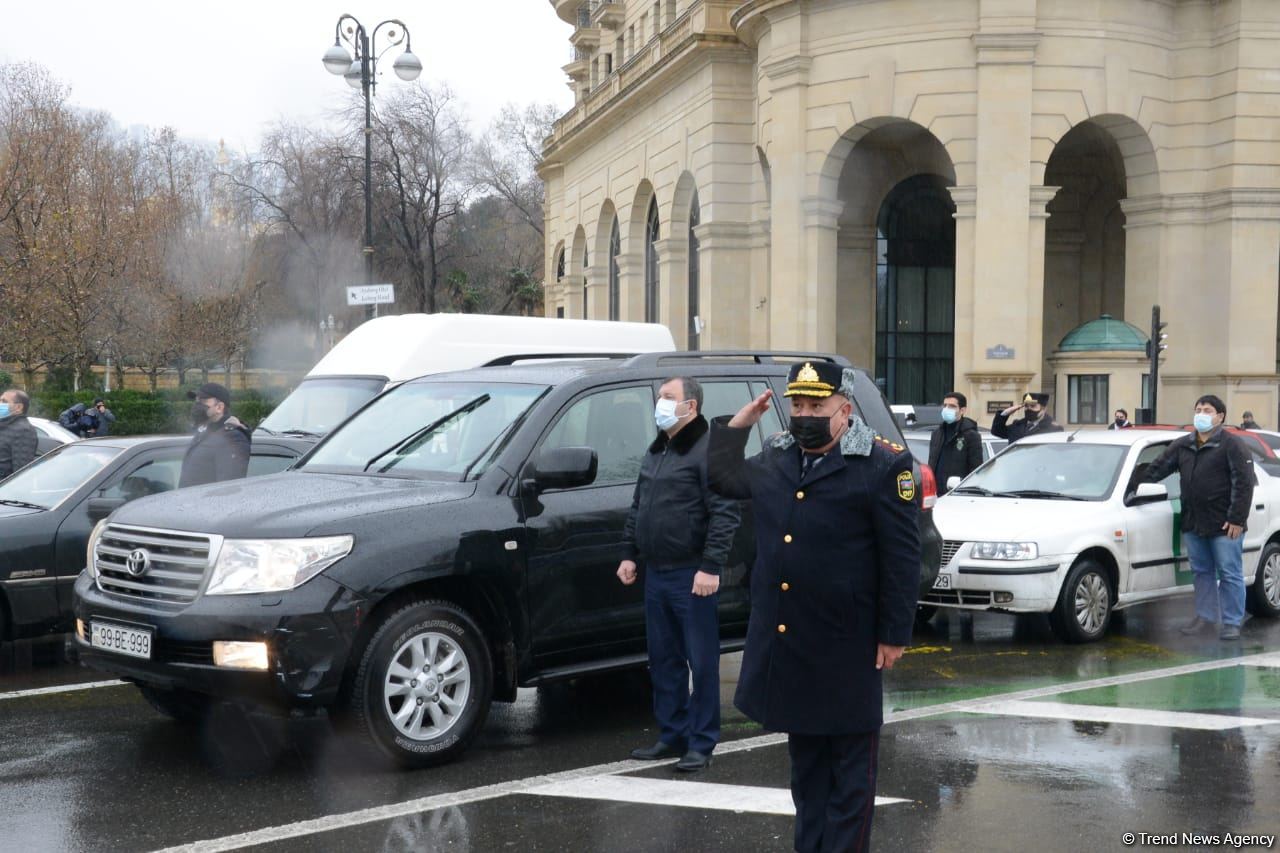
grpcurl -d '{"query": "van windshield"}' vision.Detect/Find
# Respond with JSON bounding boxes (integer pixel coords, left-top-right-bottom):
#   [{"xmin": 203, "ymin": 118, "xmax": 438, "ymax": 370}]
[
  {"xmin": 258, "ymin": 377, "xmax": 388, "ymax": 437},
  {"xmin": 299, "ymin": 381, "xmax": 548, "ymax": 479}
]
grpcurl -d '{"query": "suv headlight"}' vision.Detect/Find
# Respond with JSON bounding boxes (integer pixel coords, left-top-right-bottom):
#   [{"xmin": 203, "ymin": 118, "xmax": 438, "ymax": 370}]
[
  {"xmin": 86, "ymin": 519, "xmax": 108, "ymax": 578},
  {"xmin": 205, "ymin": 536, "xmax": 354, "ymax": 595},
  {"xmin": 971, "ymin": 541, "xmax": 1039, "ymax": 560}
]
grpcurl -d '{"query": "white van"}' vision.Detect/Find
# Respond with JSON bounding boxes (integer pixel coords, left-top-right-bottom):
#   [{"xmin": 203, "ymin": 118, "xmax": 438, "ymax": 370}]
[{"xmin": 256, "ymin": 313, "xmax": 676, "ymax": 439}]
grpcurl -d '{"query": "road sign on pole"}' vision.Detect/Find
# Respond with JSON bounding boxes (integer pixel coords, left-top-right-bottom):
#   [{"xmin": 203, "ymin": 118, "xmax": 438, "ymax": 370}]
[{"xmin": 346, "ymin": 284, "xmax": 396, "ymax": 306}]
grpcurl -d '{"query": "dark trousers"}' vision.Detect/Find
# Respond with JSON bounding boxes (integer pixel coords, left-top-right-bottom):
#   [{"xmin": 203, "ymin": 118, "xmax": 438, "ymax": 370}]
[
  {"xmin": 643, "ymin": 564, "xmax": 720, "ymax": 755},
  {"xmin": 788, "ymin": 730, "xmax": 880, "ymax": 853}
]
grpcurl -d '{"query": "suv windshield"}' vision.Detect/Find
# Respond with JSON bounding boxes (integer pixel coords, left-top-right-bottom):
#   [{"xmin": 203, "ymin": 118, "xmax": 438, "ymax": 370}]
[
  {"xmin": 258, "ymin": 377, "xmax": 388, "ymax": 436},
  {"xmin": 0, "ymin": 443, "xmax": 122, "ymax": 509},
  {"xmin": 300, "ymin": 381, "xmax": 547, "ymax": 479},
  {"xmin": 952, "ymin": 442, "xmax": 1127, "ymax": 500}
]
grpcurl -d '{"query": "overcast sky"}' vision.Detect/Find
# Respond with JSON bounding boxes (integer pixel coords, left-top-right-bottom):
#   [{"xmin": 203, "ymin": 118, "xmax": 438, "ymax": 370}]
[{"xmin": 0, "ymin": 1, "xmax": 573, "ymax": 152}]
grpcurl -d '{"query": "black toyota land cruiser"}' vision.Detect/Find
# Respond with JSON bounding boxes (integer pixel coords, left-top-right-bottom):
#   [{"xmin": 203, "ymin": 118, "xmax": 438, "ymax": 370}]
[{"xmin": 72, "ymin": 352, "xmax": 941, "ymax": 766}]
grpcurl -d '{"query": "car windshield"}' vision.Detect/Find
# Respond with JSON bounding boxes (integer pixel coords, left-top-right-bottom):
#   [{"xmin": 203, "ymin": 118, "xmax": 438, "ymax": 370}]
[
  {"xmin": 300, "ymin": 381, "xmax": 547, "ymax": 479},
  {"xmin": 951, "ymin": 442, "xmax": 1128, "ymax": 500},
  {"xmin": 258, "ymin": 376, "xmax": 388, "ymax": 437},
  {"xmin": 0, "ymin": 443, "xmax": 122, "ymax": 509}
]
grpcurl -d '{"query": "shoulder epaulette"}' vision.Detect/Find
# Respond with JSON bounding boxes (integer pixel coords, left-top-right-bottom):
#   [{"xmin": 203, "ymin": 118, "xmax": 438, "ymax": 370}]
[{"xmin": 874, "ymin": 434, "xmax": 907, "ymax": 454}]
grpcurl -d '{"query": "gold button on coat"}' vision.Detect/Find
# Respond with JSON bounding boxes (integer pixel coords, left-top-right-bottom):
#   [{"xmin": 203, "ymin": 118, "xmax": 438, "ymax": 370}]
[
  {"xmin": 777, "ymin": 624, "xmax": 787, "ymax": 633},
  {"xmin": 796, "ymin": 491, "xmax": 805, "ymax": 500},
  {"xmin": 784, "ymin": 534, "xmax": 793, "ymax": 543},
  {"xmin": 781, "ymin": 582, "xmax": 790, "ymax": 591}
]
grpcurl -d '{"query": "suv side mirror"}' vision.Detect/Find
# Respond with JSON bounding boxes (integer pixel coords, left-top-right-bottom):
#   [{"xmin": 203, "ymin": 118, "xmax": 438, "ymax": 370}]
[
  {"xmin": 1127, "ymin": 482, "xmax": 1168, "ymax": 506},
  {"xmin": 526, "ymin": 447, "xmax": 598, "ymax": 492},
  {"xmin": 86, "ymin": 497, "xmax": 126, "ymax": 523}
]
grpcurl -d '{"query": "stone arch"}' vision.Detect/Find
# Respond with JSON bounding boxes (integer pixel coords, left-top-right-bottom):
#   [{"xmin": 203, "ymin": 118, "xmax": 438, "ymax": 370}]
[
  {"xmin": 567, "ymin": 225, "xmax": 587, "ymax": 320},
  {"xmin": 593, "ymin": 200, "xmax": 619, "ymax": 321},
  {"xmin": 664, "ymin": 171, "xmax": 700, "ymax": 347},
  {"xmin": 1041, "ymin": 116, "xmax": 1159, "ymax": 391},
  {"xmin": 826, "ymin": 119, "xmax": 958, "ymax": 396},
  {"xmin": 621, "ymin": 179, "xmax": 657, "ymax": 323}
]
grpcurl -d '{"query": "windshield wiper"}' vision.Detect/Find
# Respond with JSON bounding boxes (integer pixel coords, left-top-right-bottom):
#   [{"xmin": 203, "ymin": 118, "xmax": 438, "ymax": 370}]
[
  {"xmin": 280, "ymin": 429, "xmax": 323, "ymax": 438},
  {"xmin": 950, "ymin": 486, "xmax": 999, "ymax": 497},
  {"xmin": 0, "ymin": 498, "xmax": 48, "ymax": 510},
  {"xmin": 363, "ymin": 394, "xmax": 491, "ymax": 473},
  {"xmin": 1004, "ymin": 489, "xmax": 1088, "ymax": 501},
  {"xmin": 255, "ymin": 425, "xmax": 278, "ymax": 435}
]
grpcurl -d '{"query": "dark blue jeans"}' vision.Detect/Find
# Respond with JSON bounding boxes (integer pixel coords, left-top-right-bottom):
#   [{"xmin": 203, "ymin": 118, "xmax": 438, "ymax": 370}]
[{"xmin": 643, "ymin": 564, "xmax": 720, "ymax": 755}]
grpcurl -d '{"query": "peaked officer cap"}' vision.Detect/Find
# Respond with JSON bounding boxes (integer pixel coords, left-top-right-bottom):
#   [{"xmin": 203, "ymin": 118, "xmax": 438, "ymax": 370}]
[{"xmin": 784, "ymin": 361, "xmax": 844, "ymax": 398}]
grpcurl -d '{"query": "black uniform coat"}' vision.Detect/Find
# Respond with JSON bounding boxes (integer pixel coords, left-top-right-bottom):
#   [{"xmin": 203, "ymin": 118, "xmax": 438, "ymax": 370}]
[
  {"xmin": 178, "ymin": 415, "xmax": 251, "ymax": 488},
  {"xmin": 991, "ymin": 411, "xmax": 1064, "ymax": 444},
  {"xmin": 707, "ymin": 416, "xmax": 921, "ymax": 734},
  {"xmin": 928, "ymin": 416, "xmax": 983, "ymax": 492},
  {"xmin": 0, "ymin": 414, "xmax": 38, "ymax": 479}
]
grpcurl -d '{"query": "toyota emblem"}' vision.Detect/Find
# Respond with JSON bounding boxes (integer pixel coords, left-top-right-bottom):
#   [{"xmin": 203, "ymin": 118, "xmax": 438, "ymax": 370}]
[{"xmin": 125, "ymin": 548, "xmax": 151, "ymax": 577}]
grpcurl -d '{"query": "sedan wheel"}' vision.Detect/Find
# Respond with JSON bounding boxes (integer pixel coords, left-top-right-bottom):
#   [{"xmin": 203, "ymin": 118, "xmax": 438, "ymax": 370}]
[
  {"xmin": 1051, "ymin": 559, "xmax": 1113, "ymax": 643},
  {"xmin": 1247, "ymin": 543, "xmax": 1280, "ymax": 618}
]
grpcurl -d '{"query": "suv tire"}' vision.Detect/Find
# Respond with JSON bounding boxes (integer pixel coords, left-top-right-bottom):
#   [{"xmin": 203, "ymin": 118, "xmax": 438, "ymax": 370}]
[
  {"xmin": 347, "ymin": 600, "xmax": 492, "ymax": 768},
  {"xmin": 137, "ymin": 683, "xmax": 212, "ymax": 724},
  {"xmin": 1050, "ymin": 559, "xmax": 1113, "ymax": 643},
  {"xmin": 1247, "ymin": 541, "xmax": 1280, "ymax": 618}
]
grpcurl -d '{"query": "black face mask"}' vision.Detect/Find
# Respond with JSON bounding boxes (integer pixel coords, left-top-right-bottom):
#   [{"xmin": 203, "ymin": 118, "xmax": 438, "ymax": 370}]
[
  {"xmin": 789, "ymin": 415, "xmax": 833, "ymax": 450},
  {"xmin": 1024, "ymin": 409, "xmax": 1041, "ymax": 422},
  {"xmin": 1115, "ymin": 418, "xmax": 1126, "ymax": 427},
  {"xmin": 191, "ymin": 402, "xmax": 211, "ymax": 426}
]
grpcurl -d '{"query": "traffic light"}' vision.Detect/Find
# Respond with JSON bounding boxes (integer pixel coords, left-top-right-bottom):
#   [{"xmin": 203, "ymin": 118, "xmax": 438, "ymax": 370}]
[{"xmin": 1146, "ymin": 308, "xmax": 1169, "ymax": 359}]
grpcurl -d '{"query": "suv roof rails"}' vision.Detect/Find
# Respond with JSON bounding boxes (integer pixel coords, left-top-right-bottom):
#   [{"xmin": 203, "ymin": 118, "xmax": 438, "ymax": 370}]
[
  {"xmin": 482, "ymin": 353, "xmax": 639, "ymax": 366},
  {"xmin": 620, "ymin": 351, "xmax": 855, "ymax": 368}
]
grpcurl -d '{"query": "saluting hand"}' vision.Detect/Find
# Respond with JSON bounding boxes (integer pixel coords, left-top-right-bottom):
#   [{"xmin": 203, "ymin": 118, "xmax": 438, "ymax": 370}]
[
  {"xmin": 616, "ymin": 560, "xmax": 638, "ymax": 585},
  {"xmin": 728, "ymin": 389, "xmax": 773, "ymax": 429},
  {"xmin": 876, "ymin": 644, "xmax": 906, "ymax": 670},
  {"xmin": 1000, "ymin": 404, "xmax": 1023, "ymax": 417}
]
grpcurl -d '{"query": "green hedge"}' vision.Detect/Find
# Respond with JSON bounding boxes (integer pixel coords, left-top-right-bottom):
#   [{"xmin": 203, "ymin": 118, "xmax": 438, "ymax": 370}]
[{"xmin": 30, "ymin": 388, "xmax": 278, "ymax": 436}]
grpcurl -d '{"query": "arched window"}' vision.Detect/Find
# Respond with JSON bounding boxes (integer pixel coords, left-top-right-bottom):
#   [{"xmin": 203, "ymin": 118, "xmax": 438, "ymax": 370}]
[
  {"xmin": 555, "ymin": 247, "xmax": 565, "ymax": 282},
  {"xmin": 609, "ymin": 218, "xmax": 621, "ymax": 321},
  {"xmin": 687, "ymin": 190, "xmax": 701, "ymax": 350},
  {"xmin": 582, "ymin": 244, "xmax": 589, "ymax": 319},
  {"xmin": 875, "ymin": 174, "xmax": 956, "ymax": 404},
  {"xmin": 645, "ymin": 199, "xmax": 660, "ymax": 323}
]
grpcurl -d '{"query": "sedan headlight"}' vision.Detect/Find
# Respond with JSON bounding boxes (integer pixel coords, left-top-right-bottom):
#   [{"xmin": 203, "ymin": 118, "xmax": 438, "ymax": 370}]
[
  {"xmin": 86, "ymin": 519, "xmax": 108, "ymax": 578},
  {"xmin": 971, "ymin": 541, "xmax": 1039, "ymax": 560},
  {"xmin": 205, "ymin": 536, "xmax": 354, "ymax": 595}
]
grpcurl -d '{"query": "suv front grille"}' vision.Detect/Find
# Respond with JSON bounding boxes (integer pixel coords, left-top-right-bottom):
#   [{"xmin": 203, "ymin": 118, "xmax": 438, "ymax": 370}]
[
  {"xmin": 941, "ymin": 540, "xmax": 966, "ymax": 565},
  {"xmin": 94, "ymin": 524, "xmax": 218, "ymax": 608}
]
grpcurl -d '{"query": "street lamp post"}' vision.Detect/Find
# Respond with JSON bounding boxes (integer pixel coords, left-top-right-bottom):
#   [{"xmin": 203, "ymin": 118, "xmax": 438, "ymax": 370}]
[{"xmin": 322, "ymin": 15, "xmax": 422, "ymax": 321}]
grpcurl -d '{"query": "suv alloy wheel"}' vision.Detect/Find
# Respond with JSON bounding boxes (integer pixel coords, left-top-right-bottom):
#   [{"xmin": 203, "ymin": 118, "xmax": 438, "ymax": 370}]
[{"xmin": 347, "ymin": 600, "xmax": 493, "ymax": 767}]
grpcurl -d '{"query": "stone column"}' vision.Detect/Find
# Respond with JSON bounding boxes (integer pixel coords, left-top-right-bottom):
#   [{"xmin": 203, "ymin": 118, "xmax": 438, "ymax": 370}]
[
  {"xmin": 748, "ymin": 218, "xmax": 771, "ymax": 347},
  {"xmin": 1028, "ymin": 185, "xmax": 1060, "ymax": 388},
  {"xmin": 653, "ymin": 237, "xmax": 689, "ymax": 346},
  {"xmin": 616, "ymin": 251, "xmax": 644, "ymax": 323},
  {"xmin": 835, "ymin": 225, "xmax": 877, "ymax": 371},
  {"xmin": 803, "ymin": 197, "xmax": 843, "ymax": 352},
  {"xmin": 696, "ymin": 220, "xmax": 753, "ymax": 349},
  {"xmin": 949, "ymin": 185, "xmax": 978, "ymax": 404},
  {"xmin": 761, "ymin": 53, "xmax": 812, "ymax": 348}
]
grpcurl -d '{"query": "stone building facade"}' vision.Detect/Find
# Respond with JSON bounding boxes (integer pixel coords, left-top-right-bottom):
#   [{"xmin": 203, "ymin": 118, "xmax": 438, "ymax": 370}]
[{"xmin": 540, "ymin": 0, "xmax": 1280, "ymax": 427}]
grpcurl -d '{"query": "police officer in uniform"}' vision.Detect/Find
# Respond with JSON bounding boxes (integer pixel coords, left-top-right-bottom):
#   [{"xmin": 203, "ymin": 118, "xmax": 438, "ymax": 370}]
[
  {"xmin": 991, "ymin": 391, "xmax": 1063, "ymax": 444},
  {"xmin": 707, "ymin": 361, "xmax": 921, "ymax": 853}
]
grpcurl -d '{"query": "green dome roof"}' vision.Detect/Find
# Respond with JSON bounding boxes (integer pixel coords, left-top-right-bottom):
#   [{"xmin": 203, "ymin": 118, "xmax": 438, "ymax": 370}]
[{"xmin": 1057, "ymin": 314, "xmax": 1148, "ymax": 352}]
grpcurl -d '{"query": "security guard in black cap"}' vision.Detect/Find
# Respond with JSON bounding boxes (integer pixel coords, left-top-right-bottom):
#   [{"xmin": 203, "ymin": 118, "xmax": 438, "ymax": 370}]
[
  {"xmin": 178, "ymin": 382, "xmax": 251, "ymax": 488},
  {"xmin": 992, "ymin": 391, "xmax": 1063, "ymax": 444},
  {"xmin": 707, "ymin": 361, "xmax": 920, "ymax": 853}
]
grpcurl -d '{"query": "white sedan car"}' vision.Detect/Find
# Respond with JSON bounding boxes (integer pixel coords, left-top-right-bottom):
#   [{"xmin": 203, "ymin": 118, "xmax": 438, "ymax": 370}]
[{"xmin": 927, "ymin": 429, "xmax": 1280, "ymax": 642}]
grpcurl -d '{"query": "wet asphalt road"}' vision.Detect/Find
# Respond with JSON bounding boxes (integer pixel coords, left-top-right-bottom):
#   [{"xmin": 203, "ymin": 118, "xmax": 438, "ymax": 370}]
[{"xmin": 2, "ymin": 601, "xmax": 1278, "ymax": 853}]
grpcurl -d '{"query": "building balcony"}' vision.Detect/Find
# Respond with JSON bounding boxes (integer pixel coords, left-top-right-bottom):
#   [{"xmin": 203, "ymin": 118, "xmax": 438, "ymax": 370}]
[
  {"xmin": 563, "ymin": 45, "xmax": 591, "ymax": 81},
  {"xmin": 570, "ymin": 25, "xmax": 602, "ymax": 50},
  {"xmin": 591, "ymin": 1, "xmax": 624, "ymax": 29}
]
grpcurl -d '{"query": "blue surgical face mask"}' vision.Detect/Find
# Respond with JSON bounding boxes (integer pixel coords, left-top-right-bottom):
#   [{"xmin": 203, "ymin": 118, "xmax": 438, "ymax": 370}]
[
  {"xmin": 1193, "ymin": 413, "xmax": 1215, "ymax": 433},
  {"xmin": 655, "ymin": 398, "xmax": 683, "ymax": 431},
  {"xmin": 940, "ymin": 408, "xmax": 958, "ymax": 425},
  {"xmin": 0, "ymin": 404, "xmax": 9, "ymax": 418}
]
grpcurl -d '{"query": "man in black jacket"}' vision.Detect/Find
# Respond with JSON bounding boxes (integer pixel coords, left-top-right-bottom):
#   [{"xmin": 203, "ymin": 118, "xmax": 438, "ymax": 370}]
[
  {"xmin": 992, "ymin": 391, "xmax": 1064, "ymax": 444},
  {"xmin": 708, "ymin": 361, "xmax": 920, "ymax": 853},
  {"xmin": 929, "ymin": 391, "xmax": 983, "ymax": 493},
  {"xmin": 617, "ymin": 376, "xmax": 741, "ymax": 772},
  {"xmin": 0, "ymin": 388, "xmax": 38, "ymax": 479},
  {"xmin": 1143, "ymin": 394, "xmax": 1253, "ymax": 640},
  {"xmin": 178, "ymin": 383, "xmax": 251, "ymax": 489}
]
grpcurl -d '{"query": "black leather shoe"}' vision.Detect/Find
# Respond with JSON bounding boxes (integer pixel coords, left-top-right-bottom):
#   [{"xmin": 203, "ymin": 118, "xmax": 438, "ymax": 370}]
[
  {"xmin": 1180, "ymin": 616, "xmax": 1211, "ymax": 635},
  {"xmin": 631, "ymin": 741, "xmax": 685, "ymax": 761},
  {"xmin": 675, "ymin": 750, "xmax": 712, "ymax": 772}
]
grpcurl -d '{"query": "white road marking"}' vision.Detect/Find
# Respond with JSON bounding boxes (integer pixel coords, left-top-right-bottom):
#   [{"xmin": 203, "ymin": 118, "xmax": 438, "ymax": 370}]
[
  {"xmin": 965, "ymin": 700, "xmax": 1277, "ymax": 730},
  {"xmin": 1244, "ymin": 652, "xmax": 1280, "ymax": 669},
  {"xmin": 526, "ymin": 774, "xmax": 909, "ymax": 815},
  {"xmin": 0, "ymin": 679, "xmax": 125, "ymax": 701}
]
